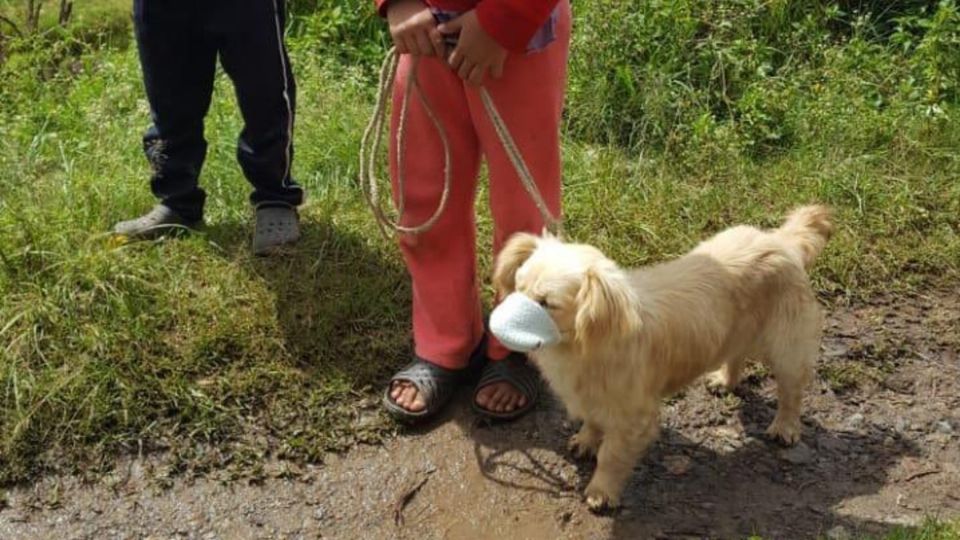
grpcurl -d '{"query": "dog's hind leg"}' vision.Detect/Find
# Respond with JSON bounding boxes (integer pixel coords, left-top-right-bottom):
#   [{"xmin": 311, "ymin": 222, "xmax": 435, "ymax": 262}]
[{"xmin": 764, "ymin": 302, "xmax": 820, "ymax": 445}]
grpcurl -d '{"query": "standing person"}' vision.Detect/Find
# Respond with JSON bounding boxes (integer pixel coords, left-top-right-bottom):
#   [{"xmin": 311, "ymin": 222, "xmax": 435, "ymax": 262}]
[
  {"xmin": 114, "ymin": 0, "xmax": 304, "ymax": 256},
  {"xmin": 377, "ymin": 0, "xmax": 571, "ymax": 421}
]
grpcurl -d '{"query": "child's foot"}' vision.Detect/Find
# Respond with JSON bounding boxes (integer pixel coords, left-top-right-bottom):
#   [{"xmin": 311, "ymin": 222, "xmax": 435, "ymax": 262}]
[
  {"xmin": 474, "ymin": 381, "xmax": 527, "ymax": 413},
  {"xmin": 472, "ymin": 353, "xmax": 540, "ymax": 420},
  {"xmin": 389, "ymin": 380, "xmax": 428, "ymax": 413},
  {"xmin": 382, "ymin": 358, "xmax": 464, "ymax": 422}
]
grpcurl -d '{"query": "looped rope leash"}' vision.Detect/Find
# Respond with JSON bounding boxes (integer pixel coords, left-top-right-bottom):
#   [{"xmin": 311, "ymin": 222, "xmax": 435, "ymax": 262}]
[{"xmin": 359, "ymin": 48, "xmax": 563, "ymax": 239}]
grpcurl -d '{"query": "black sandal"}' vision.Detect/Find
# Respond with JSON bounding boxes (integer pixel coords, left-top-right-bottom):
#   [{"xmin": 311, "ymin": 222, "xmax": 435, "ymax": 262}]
[
  {"xmin": 472, "ymin": 353, "xmax": 541, "ymax": 421},
  {"xmin": 383, "ymin": 357, "xmax": 467, "ymax": 422}
]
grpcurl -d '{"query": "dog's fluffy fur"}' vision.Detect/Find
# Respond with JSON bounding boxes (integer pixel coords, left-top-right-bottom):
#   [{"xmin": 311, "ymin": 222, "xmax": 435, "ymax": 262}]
[{"xmin": 493, "ymin": 206, "xmax": 833, "ymax": 511}]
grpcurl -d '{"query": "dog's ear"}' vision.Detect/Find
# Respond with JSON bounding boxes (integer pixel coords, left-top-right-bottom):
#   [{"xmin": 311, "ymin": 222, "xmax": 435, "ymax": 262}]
[
  {"xmin": 575, "ymin": 264, "xmax": 641, "ymax": 349},
  {"xmin": 493, "ymin": 233, "xmax": 539, "ymax": 296}
]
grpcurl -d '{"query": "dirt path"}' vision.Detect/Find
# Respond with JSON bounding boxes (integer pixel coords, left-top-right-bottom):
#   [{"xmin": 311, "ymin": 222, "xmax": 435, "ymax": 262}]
[{"xmin": 2, "ymin": 291, "xmax": 958, "ymax": 539}]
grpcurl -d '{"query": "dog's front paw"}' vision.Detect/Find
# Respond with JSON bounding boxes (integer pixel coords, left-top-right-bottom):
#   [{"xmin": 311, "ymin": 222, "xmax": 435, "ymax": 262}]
[
  {"xmin": 766, "ymin": 418, "xmax": 802, "ymax": 445},
  {"xmin": 584, "ymin": 485, "xmax": 620, "ymax": 514},
  {"xmin": 568, "ymin": 432, "xmax": 600, "ymax": 459}
]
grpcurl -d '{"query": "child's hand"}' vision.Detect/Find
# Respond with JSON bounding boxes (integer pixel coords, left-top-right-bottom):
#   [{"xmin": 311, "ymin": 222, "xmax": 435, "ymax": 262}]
[
  {"xmin": 386, "ymin": 0, "xmax": 445, "ymax": 57},
  {"xmin": 439, "ymin": 11, "xmax": 508, "ymax": 87}
]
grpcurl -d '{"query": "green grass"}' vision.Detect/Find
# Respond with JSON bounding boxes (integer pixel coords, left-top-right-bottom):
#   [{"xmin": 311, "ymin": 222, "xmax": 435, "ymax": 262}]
[
  {"xmin": 0, "ymin": 44, "xmax": 408, "ymax": 481},
  {"xmin": 0, "ymin": 0, "xmax": 130, "ymax": 48},
  {"xmin": 818, "ymin": 332, "xmax": 907, "ymax": 392},
  {"xmin": 0, "ymin": 0, "xmax": 129, "ymax": 30},
  {"xmin": 0, "ymin": 0, "xmax": 958, "ymax": 487},
  {"xmin": 881, "ymin": 519, "xmax": 960, "ymax": 540}
]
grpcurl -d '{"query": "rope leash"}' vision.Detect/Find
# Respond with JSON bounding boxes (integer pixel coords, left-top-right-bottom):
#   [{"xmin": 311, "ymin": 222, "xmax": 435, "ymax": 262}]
[{"xmin": 359, "ymin": 48, "xmax": 563, "ymax": 239}]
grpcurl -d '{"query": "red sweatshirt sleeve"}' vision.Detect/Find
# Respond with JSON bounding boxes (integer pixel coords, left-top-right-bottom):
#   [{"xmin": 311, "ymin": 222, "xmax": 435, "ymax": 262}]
[{"xmin": 475, "ymin": 0, "xmax": 561, "ymax": 52}]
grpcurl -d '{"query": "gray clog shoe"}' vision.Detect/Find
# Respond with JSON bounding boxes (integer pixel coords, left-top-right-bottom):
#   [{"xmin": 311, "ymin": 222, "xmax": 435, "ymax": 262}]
[
  {"xmin": 253, "ymin": 204, "xmax": 300, "ymax": 256},
  {"xmin": 113, "ymin": 204, "xmax": 201, "ymax": 239}
]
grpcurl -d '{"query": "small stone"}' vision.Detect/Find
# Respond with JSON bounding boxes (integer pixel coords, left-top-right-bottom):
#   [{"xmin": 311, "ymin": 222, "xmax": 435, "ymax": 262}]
[
  {"xmin": 715, "ymin": 425, "xmax": 740, "ymax": 437},
  {"xmin": 927, "ymin": 433, "xmax": 951, "ymax": 447},
  {"xmin": 935, "ymin": 421, "xmax": 953, "ymax": 434},
  {"xmin": 816, "ymin": 435, "xmax": 849, "ymax": 453},
  {"xmin": 808, "ymin": 504, "xmax": 827, "ymax": 515},
  {"xmin": 845, "ymin": 413, "xmax": 865, "ymax": 431},
  {"xmin": 714, "ymin": 426, "xmax": 743, "ymax": 449},
  {"xmin": 883, "ymin": 376, "xmax": 913, "ymax": 394},
  {"xmin": 894, "ymin": 417, "xmax": 909, "ymax": 432},
  {"xmin": 827, "ymin": 525, "xmax": 850, "ymax": 540},
  {"xmin": 779, "ymin": 442, "xmax": 814, "ymax": 465},
  {"xmin": 663, "ymin": 454, "xmax": 692, "ymax": 475}
]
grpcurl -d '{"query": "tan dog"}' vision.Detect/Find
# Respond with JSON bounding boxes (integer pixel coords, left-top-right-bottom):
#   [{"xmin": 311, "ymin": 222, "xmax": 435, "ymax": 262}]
[{"xmin": 492, "ymin": 206, "xmax": 833, "ymax": 511}]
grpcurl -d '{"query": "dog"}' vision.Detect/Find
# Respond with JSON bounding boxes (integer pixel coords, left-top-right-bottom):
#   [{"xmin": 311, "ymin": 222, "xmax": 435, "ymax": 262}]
[{"xmin": 491, "ymin": 206, "xmax": 833, "ymax": 511}]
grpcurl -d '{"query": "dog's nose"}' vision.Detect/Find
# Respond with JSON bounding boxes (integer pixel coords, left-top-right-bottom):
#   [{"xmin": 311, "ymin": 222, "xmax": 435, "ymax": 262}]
[{"xmin": 489, "ymin": 293, "xmax": 561, "ymax": 353}]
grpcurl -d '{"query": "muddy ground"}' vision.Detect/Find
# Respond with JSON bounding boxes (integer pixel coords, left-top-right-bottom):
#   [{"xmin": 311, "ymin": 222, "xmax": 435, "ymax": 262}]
[{"xmin": 1, "ymin": 290, "xmax": 958, "ymax": 539}]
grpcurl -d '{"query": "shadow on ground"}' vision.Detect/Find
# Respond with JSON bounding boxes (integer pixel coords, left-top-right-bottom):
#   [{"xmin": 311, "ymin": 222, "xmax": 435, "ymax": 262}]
[
  {"xmin": 461, "ymin": 383, "xmax": 923, "ymax": 539},
  {"xmin": 194, "ymin": 216, "xmax": 413, "ymax": 458},
  {"xmin": 203, "ymin": 216, "xmax": 410, "ymax": 387}
]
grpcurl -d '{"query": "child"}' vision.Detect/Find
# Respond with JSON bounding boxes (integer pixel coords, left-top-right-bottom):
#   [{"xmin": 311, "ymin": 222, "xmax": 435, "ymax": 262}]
[
  {"xmin": 115, "ymin": 0, "xmax": 303, "ymax": 256},
  {"xmin": 377, "ymin": 0, "xmax": 570, "ymax": 421}
]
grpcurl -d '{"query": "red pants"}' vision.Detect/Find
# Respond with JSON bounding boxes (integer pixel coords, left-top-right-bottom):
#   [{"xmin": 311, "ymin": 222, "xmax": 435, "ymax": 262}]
[{"xmin": 389, "ymin": 2, "xmax": 571, "ymax": 369}]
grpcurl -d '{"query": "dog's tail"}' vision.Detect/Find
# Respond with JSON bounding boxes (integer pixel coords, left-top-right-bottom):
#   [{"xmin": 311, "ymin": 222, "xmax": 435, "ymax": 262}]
[{"xmin": 777, "ymin": 205, "xmax": 833, "ymax": 270}]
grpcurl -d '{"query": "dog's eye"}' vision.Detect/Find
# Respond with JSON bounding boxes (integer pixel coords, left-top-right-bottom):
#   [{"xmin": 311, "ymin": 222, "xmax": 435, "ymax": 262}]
[{"xmin": 538, "ymin": 298, "xmax": 552, "ymax": 309}]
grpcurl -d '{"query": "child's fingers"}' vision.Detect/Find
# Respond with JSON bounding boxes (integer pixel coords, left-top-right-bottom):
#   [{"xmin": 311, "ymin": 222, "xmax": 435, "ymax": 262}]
[
  {"xmin": 457, "ymin": 57, "xmax": 475, "ymax": 81},
  {"xmin": 467, "ymin": 65, "xmax": 485, "ymax": 87},
  {"xmin": 394, "ymin": 35, "xmax": 409, "ymax": 54},
  {"xmin": 414, "ymin": 31, "xmax": 433, "ymax": 56},
  {"xmin": 403, "ymin": 34, "xmax": 419, "ymax": 55},
  {"xmin": 437, "ymin": 17, "xmax": 463, "ymax": 35},
  {"xmin": 448, "ymin": 48, "xmax": 464, "ymax": 71},
  {"xmin": 429, "ymin": 28, "xmax": 445, "ymax": 58},
  {"xmin": 490, "ymin": 58, "xmax": 505, "ymax": 79}
]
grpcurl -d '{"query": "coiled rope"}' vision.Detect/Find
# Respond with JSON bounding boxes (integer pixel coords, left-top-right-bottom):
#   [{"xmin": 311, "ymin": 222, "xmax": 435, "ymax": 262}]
[{"xmin": 359, "ymin": 48, "xmax": 562, "ymax": 238}]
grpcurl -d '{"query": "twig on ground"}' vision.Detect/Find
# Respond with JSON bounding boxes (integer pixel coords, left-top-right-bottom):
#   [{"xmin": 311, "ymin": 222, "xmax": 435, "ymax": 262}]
[
  {"xmin": 901, "ymin": 468, "xmax": 941, "ymax": 483},
  {"xmin": 393, "ymin": 470, "xmax": 434, "ymax": 527},
  {"xmin": 797, "ymin": 479, "xmax": 818, "ymax": 492}
]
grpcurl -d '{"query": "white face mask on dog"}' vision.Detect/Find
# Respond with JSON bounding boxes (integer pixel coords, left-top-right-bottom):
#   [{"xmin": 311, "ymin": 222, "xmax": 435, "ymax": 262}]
[{"xmin": 489, "ymin": 292, "xmax": 562, "ymax": 353}]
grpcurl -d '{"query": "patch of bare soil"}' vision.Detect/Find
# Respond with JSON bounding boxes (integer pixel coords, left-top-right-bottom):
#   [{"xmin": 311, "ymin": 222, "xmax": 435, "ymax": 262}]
[{"xmin": 1, "ymin": 290, "xmax": 958, "ymax": 539}]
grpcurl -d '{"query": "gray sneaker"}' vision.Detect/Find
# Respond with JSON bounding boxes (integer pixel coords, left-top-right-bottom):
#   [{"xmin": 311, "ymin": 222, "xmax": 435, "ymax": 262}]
[
  {"xmin": 113, "ymin": 204, "xmax": 201, "ymax": 239},
  {"xmin": 253, "ymin": 204, "xmax": 300, "ymax": 256}
]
